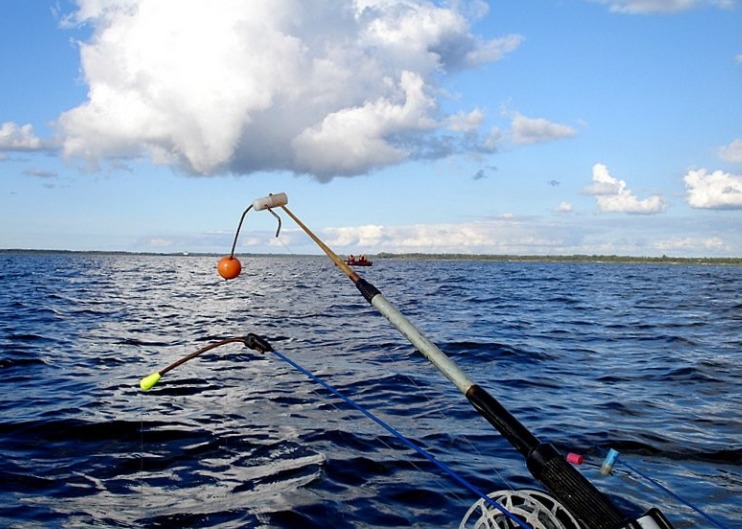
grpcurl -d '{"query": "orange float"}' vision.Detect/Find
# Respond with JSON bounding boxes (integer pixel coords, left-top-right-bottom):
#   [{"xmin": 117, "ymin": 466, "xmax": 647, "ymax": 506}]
[{"xmin": 217, "ymin": 256, "xmax": 242, "ymax": 279}]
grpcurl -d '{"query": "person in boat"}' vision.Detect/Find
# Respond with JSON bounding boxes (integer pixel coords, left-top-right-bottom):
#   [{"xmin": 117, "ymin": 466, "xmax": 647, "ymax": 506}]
[{"xmin": 359, "ymin": 254, "xmax": 367, "ymax": 263}]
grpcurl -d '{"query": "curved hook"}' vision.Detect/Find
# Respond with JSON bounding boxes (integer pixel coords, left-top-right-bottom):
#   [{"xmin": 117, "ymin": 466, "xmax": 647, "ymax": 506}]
[{"xmin": 267, "ymin": 207, "xmax": 282, "ymax": 238}]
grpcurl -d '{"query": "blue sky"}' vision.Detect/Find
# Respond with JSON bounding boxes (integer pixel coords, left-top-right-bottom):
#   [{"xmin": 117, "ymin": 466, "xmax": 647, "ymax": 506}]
[{"xmin": 1, "ymin": 0, "xmax": 740, "ymax": 257}]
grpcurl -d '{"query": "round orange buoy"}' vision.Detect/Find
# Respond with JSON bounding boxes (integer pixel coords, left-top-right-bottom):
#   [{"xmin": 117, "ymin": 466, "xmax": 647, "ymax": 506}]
[{"xmin": 217, "ymin": 256, "xmax": 242, "ymax": 280}]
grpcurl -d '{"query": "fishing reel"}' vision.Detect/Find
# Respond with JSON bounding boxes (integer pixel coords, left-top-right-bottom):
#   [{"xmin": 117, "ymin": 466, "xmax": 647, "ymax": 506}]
[
  {"xmin": 459, "ymin": 488, "xmax": 676, "ymax": 529},
  {"xmin": 459, "ymin": 489, "xmax": 581, "ymax": 529}
]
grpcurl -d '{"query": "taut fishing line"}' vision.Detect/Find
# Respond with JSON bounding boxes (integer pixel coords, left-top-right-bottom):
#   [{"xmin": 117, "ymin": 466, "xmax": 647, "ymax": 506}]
[
  {"xmin": 275, "ymin": 232, "xmax": 297, "ymax": 256},
  {"xmin": 370, "ymin": 310, "xmax": 521, "ymax": 490},
  {"xmin": 288, "ymin": 347, "xmax": 475, "ymax": 513},
  {"xmin": 337, "ymin": 341, "xmax": 481, "ymax": 513},
  {"xmin": 369, "ymin": 335, "xmax": 520, "ymax": 498}
]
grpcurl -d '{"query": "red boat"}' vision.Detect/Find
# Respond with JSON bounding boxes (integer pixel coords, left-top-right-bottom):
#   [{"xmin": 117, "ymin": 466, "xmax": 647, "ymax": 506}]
[{"xmin": 346, "ymin": 254, "xmax": 372, "ymax": 266}]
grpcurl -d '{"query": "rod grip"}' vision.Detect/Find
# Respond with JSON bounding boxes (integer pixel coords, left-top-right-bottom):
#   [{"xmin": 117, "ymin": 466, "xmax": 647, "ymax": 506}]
[
  {"xmin": 467, "ymin": 385, "xmax": 636, "ymax": 529},
  {"xmin": 528, "ymin": 443, "xmax": 637, "ymax": 529},
  {"xmin": 466, "ymin": 384, "xmax": 539, "ymax": 456}
]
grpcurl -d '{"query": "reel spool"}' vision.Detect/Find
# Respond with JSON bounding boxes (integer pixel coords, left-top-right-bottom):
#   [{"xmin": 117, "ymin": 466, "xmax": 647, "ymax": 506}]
[{"xmin": 460, "ymin": 489, "xmax": 583, "ymax": 529}]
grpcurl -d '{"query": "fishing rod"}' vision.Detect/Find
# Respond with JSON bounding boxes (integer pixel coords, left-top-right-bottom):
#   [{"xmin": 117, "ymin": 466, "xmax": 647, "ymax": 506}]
[{"xmin": 208, "ymin": 193, "xmax": 676, "ymax": 529}]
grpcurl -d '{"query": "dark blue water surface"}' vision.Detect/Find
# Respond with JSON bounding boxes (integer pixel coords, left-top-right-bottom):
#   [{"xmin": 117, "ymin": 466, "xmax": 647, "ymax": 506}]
[{"xmin": 0, "ymin": 254, "xmax": 739, "ymax": 529}]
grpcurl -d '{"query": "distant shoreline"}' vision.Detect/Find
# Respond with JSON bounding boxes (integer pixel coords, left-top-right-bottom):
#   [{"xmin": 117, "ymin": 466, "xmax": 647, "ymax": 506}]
[{"xmin": 1, "ymin": 248, "xmax": 740, "ymax": 265}]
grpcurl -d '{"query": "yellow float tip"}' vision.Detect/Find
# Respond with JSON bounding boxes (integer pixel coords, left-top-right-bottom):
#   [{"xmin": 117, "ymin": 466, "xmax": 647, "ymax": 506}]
[{"xmin": 140, "ymin": 372, "xmax": 162, "ymax": 391}]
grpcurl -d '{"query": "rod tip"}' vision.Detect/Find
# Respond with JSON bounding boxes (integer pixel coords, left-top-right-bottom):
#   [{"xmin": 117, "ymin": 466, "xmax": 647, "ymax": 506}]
[{"xmin": 140, "ymin": 372, "xmax": 162, "ymax": 391}]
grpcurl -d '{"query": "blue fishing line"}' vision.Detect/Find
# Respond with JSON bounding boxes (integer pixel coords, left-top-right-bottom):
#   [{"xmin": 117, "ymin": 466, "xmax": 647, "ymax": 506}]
[
  {"xmin": 617, "ymin": 458, "xmax": 730, "ymax": 529},
  {"xmin": 270, "ymin": 348, "xmax": 532, "ymax": 529}
]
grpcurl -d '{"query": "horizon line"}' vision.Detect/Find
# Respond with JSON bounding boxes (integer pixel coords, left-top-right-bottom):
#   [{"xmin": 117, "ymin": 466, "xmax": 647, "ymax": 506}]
[{"xmin": 1, "ymin": 248, "xmax": 740, "ymax": 264}]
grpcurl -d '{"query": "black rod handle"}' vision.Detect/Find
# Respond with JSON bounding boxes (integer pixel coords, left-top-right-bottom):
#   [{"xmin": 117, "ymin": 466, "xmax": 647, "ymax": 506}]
[
  {"xmin": 466, "ymin": 384, "xmax": 539, "ymax": 456},
  {"xmin": 466, "ymin": 385, "xmax": 636, "ymax": 529}
]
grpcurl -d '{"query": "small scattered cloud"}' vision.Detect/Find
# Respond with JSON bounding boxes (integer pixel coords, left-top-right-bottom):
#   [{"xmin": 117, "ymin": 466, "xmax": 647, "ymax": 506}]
[
  {"xmin": 147, "ymin": 238, "xmax": 176, "ymax": 248},
  {"xmin": 463, "ymin": 34, "xmax": 524, "ymax": 67},
  {"xmin": 0, "ymin": 122, "xmax": 44, "ymax": 151},
  {"xmin": 590, "ymin": 0, "xmax": 737, "ymax": 14},
  {"xmin": 654, "ymin": 236, "xmax": 726, "ymax": 252},
  {"xmin": 510, "ymin": 114, "xmax": 576, "ymax": 145},
  {"xmin": 23, "ymin": 168, "xmax": 57, "ymax": 178},
  {"xmin": 480, "ymin": 127, "xmax": 503, "ymax": 152},
  {"xmin": 717, "ymin": 139, "xmax": 742, "ymax": 162},
  {"xmin": 472, "ymin": 165, "xmax": 497, "ymax": 180},
  {"xmin": 585, "ymin": 163, "xmax": 666, "ymax": 214},
  {"xmin": 736, "ymin": 54, "xmax": 742, "ymax": 65},
  {"xmin": 547, "ymin": 179, "xmax": 560, "ymax": 186},
  {"xmin": 556, "ymin": 201, "xmax": 573, "ymax": 213},
  {"xmin": 445, "ymin": 109, "xmax": 485, "ymax": 132},
  {"xmin": 684, "ymin": 168, "xmax": 742, "ymax": 209},
  {"xmin": 325, "ymin": 224, "xmax": 386, "ymax": 248}
]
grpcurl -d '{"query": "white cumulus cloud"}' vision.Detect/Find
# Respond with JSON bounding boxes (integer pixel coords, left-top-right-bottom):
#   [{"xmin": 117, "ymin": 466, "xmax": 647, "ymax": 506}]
[
  {"xmin": 684, "ymin": 168, "xmax": 742, "ymax": 209},
  {"xmin": 585, "ymin": 163, "xmax": 666, "ymax": 214},
  {"xmin": 56, "ymin": 0, "xmax": 521, "ymax": 180},
  {"xmin": 0, "ymin": 122, "xmax": 44, "ymax": 151}
]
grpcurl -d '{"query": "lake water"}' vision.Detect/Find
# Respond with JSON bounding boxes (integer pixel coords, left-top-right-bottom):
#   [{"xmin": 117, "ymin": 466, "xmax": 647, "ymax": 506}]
[{"xmin": 0, "ymin": 253, "xmax": 739, "ymax": 528}]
